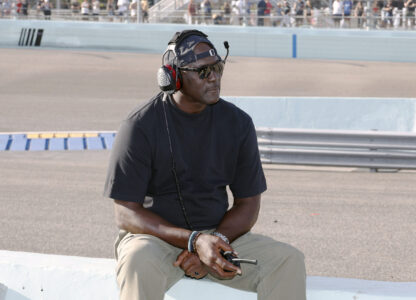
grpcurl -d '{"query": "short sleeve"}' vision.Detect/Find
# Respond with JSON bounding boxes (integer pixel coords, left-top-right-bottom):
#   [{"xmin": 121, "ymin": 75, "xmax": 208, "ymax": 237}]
[
  {"xmin": 229, "ymin": 119, "xmax": 267, "ymax": 199},
  {"xmin": 103, "ymin": 119, "xmax": 152, "ymax": 203}
]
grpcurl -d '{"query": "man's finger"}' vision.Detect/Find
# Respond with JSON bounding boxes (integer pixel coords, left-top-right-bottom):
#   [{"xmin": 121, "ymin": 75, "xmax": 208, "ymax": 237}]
[
  {"xmin": 182, "ymin": 254, "xmax": 198, "ymax": 270},
  {"xmin": 215, "ymin": 256, "xmax": 242, "ymax": 275},
  {"xmin": 217, "ymin": 239, "xmax": 234, "ymax": 252},
  {"xmin": 211, "ymin": 264, "xmax": 237, "ymax": 279},
  {"xmin": 173, "ymin": 250, "xmax": 189, "ymax": 267}
]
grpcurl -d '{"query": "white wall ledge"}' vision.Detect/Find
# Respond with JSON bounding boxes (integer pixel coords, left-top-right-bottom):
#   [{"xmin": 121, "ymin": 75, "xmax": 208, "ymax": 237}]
[{"xmin": 1, "ymin": 250, "xmax": 415, "ymax": 300}]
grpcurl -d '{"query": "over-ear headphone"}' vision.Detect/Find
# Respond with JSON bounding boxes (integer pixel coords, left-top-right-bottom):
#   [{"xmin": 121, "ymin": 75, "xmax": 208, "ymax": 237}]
[{"xmin": 157, "ymin": 30, "xmax": 211, "ymax": 95}]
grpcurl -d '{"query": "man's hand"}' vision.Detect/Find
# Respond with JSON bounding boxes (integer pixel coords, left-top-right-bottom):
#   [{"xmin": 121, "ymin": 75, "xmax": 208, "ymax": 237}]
[
  {"xmin": 195, "ymin": 234, "xmax": 242, "ymax": 279},
  {"xmin": 174, "ymin": 250, "xmax": 208, "ymax": 279}
]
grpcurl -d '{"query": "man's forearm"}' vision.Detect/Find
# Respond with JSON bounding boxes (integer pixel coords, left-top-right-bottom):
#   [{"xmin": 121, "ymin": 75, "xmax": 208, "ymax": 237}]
[
  {"xmin": 114, "ymin": 200, "xmax": 191, "ymax": 249},
  {"xmin": 214, "ymin": 195, "xmax": 261, "ymax": 243}
]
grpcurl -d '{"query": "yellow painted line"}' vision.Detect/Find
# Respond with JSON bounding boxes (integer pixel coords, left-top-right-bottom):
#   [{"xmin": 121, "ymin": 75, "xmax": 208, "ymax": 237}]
[
  {"xmin": 27, "ymin": 133, "xmax": 40, "ymax": 139},
  {"xmin": 55, "ymin": 133, "xmax": 69, "ymax": 138},
  {"xmin": 40, "ymin": 133, "xmax": 54, "ymax": 139},
  {"xmin": 69, "ymin": 133, "xmax": 84, "ymax": 138},
  {"xmin": 84, "ymin": 133, "xmax": 98, "ymax": 138}
]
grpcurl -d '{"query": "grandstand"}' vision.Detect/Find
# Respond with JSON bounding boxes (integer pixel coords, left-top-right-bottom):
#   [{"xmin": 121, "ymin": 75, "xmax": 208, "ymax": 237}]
[{"xmin": 1, "ymin": 0, "xmax": 415, "ymax": 29}]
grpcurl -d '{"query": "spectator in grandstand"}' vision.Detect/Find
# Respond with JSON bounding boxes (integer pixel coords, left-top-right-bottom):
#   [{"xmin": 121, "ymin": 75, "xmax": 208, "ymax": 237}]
[
  {"xmin": 222, "ymin": 1, "xmax": 231, "ymax": 24},
  {"xmin": 376, "ymin": 0, "xmax": 385, "ymax": 27},
  {"xmin": 129, "ymin": 0, "xmax": 137, "ymax": 22},
  {"xmin": 1, "ymin": 0, "xmax": 11, "ymax": 17},
  {"xmin": 212, "ymin": 12, "xmax": 223, "ymax": 24},
  {"xmin": 282, "ymin": 0, "xmax": 291, "ymax": 27},
  {"xmin": 106, "ymin": 0, "xmax": 115, "ymax": 16},
  {"xmin": 393, "ymin": 0, "xmax": 404, "ymax": 10},
  {"xmin": 16, "ymin": 0, "xmax": 22, "ymax": 15},
  {"xmin": 201, "ymin": 0, "xmax": 212, "ymax": 24},
  {"xmin": 273, "ymin": 2, "xmax": 283, "ymax": 26},
  {"xmin": 391, "ymin": 0, "xmax": 402, "ymax": 28},
  {"xmin": 370, "ymin": 0, "xmax": 382, "ymax": 28},
  {"xmin": 81, "ymin": 0, "xmax": 90, "ymax": 19},
  {"xmin": 187, "ymin": 0, "xmax": 197, "ymax": 24},
  {"xmin": 294, "ymin": 0, "xmax": 305, "ymax": 26},
  {"xmin": 383, "ymin": 0, "xmax": 394, "ymax": 27},
  {"xmin": 230, "ymin": 0, "xmax": 244, "ymax": 25},
  {"xmin": 71, "ymin": 0, "xmax": 80, "ymax": 15},
  {"xmin": 238, "ymin": 0, "xmax": 247, "ymax": 24},
  {"xmin": 263, "ymin": 0, "xmax": 271, "ymax": 24},
  {"xmin": 332, "ymin": 0, "xmax": 343, "ymax": 27},
  {"xmin": 246, "ymin": 0, "xmax": 255, "ymax": 26},
  {"xmin": 92, "ymin": 0, "xmax": 100, "ymax": 20},
  {"xmin": 257, "ymin": 0, "xmax": 266, "ymax": 25},
  {"xmin": 117, "ymin": 0, "xmax": 129, "ymax": 17},
  {"xmin": 141, "ymin": 0, "xmax": 149, "ymax": 22},
  {"xmin": 343, "ymin": 0, "xmax": 352, "ymax": 27},
  {"xmin": 355, "ymin": 0, "xmax": 365, "ymax": 28},
  {"xmin": 40, "ymin": 0, "xmax": 52, "ymax": 20},
  {"xmin": 230, "ymin": 0, "xmax": 237, "ymax": 24},
  {"xmin": 21, "ymin": 0, "xmax": 28, "ymax": 16},
  {"xmin": 264, "ymin": 0, "xmax": 272, "ymax": 25},
  {"xmin": 404, "ymin": 0, "xmax": 415, "ymax": 28},
  {"xmin": 304, "ymin": 0, "xmax": 312, "ymax": 25},
  {"xmin": 36, "ymin": 0, "xmax": 42, "ymax": 16}
]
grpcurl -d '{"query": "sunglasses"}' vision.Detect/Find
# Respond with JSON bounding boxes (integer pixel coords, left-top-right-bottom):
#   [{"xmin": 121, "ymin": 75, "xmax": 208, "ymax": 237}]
[{"xmin": 179, "ymin": 60, "xmax": 225, "ymax": 80}]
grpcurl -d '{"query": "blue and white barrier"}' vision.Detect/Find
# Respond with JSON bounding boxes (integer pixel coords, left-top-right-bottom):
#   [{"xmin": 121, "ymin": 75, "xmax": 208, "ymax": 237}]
[
  {"xmin": 0, "ymin": 250, "xmax": 415, "ymax": 300},
  {"xmin": 1, "ymin": 97, "xmax": 416, "ymax": 153},
  {"xmin": 1, "ymin": 20, "xmax": 416, "ymax": 62},
  {"xmin": 0, "ymin": 132, "xmax": 115, "ymax": 152}
]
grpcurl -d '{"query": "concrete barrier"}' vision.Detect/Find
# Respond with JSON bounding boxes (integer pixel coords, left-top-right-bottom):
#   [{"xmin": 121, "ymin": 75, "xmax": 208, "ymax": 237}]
[
  {"xmin": 1, "ymin": 250, "xmax": 416, "ymax": 300},
  {"xmin": 225, "ymin": 97, "xmax": 416, "ymax": 132},
  {"xmin": 1, "ymin": 20, "xmax": 416, "ymax": 62},
  {"xmin": 0, "ymin": 283, "xmax": 7, "ymax": 300}
]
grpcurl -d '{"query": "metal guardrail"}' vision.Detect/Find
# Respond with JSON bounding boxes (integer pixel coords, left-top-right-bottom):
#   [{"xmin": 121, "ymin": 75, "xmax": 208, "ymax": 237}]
[
  {"xmin": 2, "ymin": 128, "xmax": 416, "ymax": 170},
  {"xmin": 256, "ymin": 128, "xmax": 416, "ymax": 170}
]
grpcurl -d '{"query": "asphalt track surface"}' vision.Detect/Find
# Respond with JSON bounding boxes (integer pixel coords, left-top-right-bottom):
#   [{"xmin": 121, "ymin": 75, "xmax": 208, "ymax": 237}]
[{"xmin": 1, "ymin": 48, "xmax": 416, "ymax": 282}]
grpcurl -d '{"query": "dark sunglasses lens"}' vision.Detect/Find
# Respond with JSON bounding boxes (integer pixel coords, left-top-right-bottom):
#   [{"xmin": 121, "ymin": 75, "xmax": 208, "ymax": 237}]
[
  {"xmin": 198, "ymin": 61, "xmax": 224, "ymax": 79},
  {"xmin": 214, "ymin": 61, "xmax": 224, "ymax": 75},
  {"xmin": 198, "ymin": 67, "xmax": 210, "ymax": 79}
]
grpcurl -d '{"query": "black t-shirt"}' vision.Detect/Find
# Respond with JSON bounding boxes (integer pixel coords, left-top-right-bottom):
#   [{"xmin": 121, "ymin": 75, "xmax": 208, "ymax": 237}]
[{"xmin": 104, "ymin": 93, "xmax": 267, "ymax": 230}]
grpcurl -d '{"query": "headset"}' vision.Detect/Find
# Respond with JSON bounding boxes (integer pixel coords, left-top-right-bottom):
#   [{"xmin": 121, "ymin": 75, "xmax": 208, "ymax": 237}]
[{"xmin": 157, "ymin": 30, "xmax": 229, "ymax": 95}]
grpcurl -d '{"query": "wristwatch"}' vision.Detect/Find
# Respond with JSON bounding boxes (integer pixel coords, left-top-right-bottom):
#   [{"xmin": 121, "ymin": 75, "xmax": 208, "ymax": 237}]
[{"xmin": 211, "ymin": 231, "xmax": 230, "ymax": 244}]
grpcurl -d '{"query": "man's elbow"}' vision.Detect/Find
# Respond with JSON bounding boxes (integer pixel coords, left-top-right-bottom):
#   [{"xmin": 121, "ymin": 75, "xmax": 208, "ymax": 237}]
[
  {"xmin": 113, "ymin": 200, "xmax": 131, "ymax": 231},
  {"xmin": 115, "ymin": 213, "xmax": 127, "ymax": 230}
]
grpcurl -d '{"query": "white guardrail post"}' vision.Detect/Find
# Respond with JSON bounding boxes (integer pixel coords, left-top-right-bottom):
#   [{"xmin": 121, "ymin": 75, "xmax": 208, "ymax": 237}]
[{"xmin": 256, "ymin": 128, "xmax": 416, "ymax": 170}]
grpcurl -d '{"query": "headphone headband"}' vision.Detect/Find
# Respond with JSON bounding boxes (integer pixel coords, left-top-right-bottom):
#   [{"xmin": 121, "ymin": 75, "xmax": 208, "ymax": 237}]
[{"xmin": 168, "ymin": 30, "xmax": 208, "ymax": 48}]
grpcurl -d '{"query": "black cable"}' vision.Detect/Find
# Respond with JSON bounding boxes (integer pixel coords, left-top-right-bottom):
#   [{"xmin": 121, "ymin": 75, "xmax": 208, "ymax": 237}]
[{"xmin": 161, "ymin": 93, "xmax": 194, "ymax": 230}]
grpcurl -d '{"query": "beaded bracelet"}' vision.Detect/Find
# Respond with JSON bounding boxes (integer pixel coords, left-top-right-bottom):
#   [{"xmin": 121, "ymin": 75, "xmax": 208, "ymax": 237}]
[{"xmin": 211, "ymin": 231, "xmax": 230, "ymax": 244}]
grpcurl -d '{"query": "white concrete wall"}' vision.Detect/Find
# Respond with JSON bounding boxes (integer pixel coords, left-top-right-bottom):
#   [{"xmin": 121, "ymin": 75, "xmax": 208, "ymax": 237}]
[
  {"xmin": 1, "ymin": 251, "xmax": 416, "ymax": 300},
  {"xmin": 225, "ymin": 97, "xmax": 416, "ymax": 132},
  {"xmin": 1, "ymin": 20, "xmax": 416, "ymax": 62}
]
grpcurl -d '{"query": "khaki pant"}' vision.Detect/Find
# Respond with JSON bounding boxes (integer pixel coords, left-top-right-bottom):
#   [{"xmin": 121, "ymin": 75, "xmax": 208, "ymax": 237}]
[{"xmin": 115, "ymin": 230, "xmax": 306, "ymax": 300}]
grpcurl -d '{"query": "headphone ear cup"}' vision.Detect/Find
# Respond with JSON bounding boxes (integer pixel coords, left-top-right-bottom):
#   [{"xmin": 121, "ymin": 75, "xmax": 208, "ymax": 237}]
[
  {"xmin": 158, "ymin": 64, "xmax": 182, "ymax": 94},
  {"xmin": 157, "ymin": 65, "xmax": 176, "ymax": 94}
]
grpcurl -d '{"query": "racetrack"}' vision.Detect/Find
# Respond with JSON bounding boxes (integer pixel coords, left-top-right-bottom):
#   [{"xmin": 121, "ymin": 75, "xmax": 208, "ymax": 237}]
[{"xmin": 1, "ymin": 48, "xmax": 415, "ymax": 282}]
